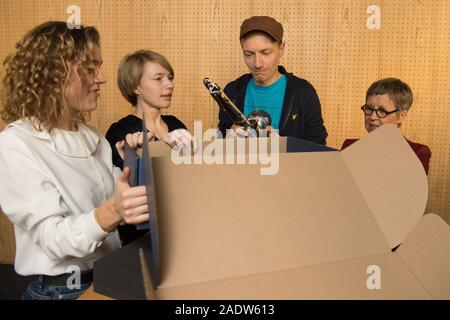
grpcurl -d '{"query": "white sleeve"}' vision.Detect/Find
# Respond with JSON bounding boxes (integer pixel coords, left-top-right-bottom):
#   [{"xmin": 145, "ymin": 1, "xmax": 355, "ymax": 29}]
[
  {"xmin": 0, "ymin": 132, "xmax": 109, "ymax": 260},
  {"xmin": 112, "ymin": 165, "xmax": 122, "ymax": 182}
]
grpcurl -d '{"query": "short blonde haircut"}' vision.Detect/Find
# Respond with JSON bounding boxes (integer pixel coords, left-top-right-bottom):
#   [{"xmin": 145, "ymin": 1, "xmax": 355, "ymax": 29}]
[
  {"xmin": 1, "ymin": 21, "xmax": 101, "ymax": 131},
  {"xmin": 117, "ymin": 50, "xmax": 174, "ymax": 106}
]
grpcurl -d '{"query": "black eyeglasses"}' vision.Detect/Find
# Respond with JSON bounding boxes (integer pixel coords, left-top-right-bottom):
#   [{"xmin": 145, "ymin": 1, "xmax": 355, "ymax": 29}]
[{"xmin": 361, "ymin": 104, "xmax": 398, "ymax": 118}]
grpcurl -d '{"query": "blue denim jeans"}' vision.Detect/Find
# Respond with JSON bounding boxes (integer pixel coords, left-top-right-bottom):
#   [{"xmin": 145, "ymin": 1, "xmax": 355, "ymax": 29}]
[{"xmin": 22, "ymin": 276, "xmax": 90, "ymax": 300}]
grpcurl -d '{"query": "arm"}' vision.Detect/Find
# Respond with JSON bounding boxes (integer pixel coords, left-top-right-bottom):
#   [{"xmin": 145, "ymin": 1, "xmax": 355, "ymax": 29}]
[{"xmin": 0, "ymin": 133, "xmax": 148, "ymax": 260}]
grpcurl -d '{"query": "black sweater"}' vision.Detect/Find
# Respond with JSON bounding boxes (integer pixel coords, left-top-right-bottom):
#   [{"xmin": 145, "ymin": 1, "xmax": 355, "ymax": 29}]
[{"xmin": 106, "ymin": 114, "xmax": 186, "ymax": 169}]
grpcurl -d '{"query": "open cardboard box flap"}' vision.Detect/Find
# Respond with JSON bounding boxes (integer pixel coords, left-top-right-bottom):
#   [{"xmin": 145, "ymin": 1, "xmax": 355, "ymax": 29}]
[
  {"xmin": 94, "ymin": 124, "xmax": 450, "ymax": 299},
  {"xmin": 396, "ymin": 213, "xmax": 450, "ymax": 299},
  {"xmin": 340, "ymin": 125, "xmax": 428, "ymax": 249},
  {"xmin": 153, "ymin": 212, "xmax": 450, "ymax": 299}
]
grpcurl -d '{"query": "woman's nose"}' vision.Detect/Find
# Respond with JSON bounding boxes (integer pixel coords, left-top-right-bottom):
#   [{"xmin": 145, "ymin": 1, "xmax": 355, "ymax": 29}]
[{"xmin": 95, "ymin": 70, "xmax": 107, "ymax": 84}]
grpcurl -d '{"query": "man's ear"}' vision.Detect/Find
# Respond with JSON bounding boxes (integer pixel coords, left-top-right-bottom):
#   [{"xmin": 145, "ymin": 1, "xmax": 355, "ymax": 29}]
[
  {"xmin": 398, "ymin": 110, "xmax": 408, "ymax": 125},
  {"xmin": 279, "ymin": 42, "xmax": 285, "ymax": 57}
]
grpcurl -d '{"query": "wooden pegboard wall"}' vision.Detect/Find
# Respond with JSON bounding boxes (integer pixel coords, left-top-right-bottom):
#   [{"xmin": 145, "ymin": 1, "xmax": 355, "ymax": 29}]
[
  {"xmin": 0, "ymin": 0, "xmax": 449, "ymax": 254},
  {"xmin": 0, "ymin": 211, "xmax": 15, "ymax": 264}
]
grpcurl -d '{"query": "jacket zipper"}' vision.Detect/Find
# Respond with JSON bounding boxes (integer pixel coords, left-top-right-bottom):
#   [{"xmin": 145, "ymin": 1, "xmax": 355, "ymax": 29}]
[{"xmin": 280, "ymin": 91, "xmax": 297, "ymax": 133}]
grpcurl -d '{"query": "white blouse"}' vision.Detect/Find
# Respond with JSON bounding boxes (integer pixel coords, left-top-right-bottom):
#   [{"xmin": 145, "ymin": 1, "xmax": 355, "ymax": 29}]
[{"xmin": 0, "ymin": 118, "xmax": 122, "ymax": 276}]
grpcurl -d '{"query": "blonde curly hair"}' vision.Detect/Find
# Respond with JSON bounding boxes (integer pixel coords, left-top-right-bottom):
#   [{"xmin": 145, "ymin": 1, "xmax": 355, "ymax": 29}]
[{"xmin": 1, "ymin": 21, "xmax": 101, "ymax": 131}]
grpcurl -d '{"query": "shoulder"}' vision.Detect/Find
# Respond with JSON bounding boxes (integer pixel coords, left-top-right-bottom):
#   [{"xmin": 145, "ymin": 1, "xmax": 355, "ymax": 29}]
[
  {"xmin": 278, "ymin": 65, "xmax": 315, "ymax": 92},
  {"xmin": 406, "ymin": 139, "xmax": 431, "ymax": 156},
  {"xmin": 0, "ymin": 118, "xmax": 44, "ymax": 145},
  {"xmin": 109, "ymin": 115, "xmax": 142, "ymax": 130},
  {"xmin": 106, "ymin": 115, "xmax": 142, "ymax": 140},
  {"xmin": 0, "ymin": 127, "xmax": 48, "ymax": 194},
  {"xmin": 287, "ymin": 75, "xmax": 317, "ymax": 94},
  {"xmin": 162, "ymin": 115, "xmax": 187, "ymax": 131},
  {"xmin": 0, "ymin": 125, "xmax": 27, "ymax": 147},
  {"xmin": 0, "ymin": 121, "xmax": 41, "ymax": 162},
  {"xmin": 224, "ymin": 73, "xmax": 252, "ymax": 93}
]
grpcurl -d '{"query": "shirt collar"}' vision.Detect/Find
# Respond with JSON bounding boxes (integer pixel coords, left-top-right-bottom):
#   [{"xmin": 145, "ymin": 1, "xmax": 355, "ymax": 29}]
[{"xmin": 8, "ymin": 118, "xmax": 100, "ymax": 158}]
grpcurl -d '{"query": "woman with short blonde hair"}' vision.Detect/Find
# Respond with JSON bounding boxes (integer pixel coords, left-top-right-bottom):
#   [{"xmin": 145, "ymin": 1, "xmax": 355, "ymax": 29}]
[{"xmin": 106, "ymin": 49, "xmax": 194, "ymax": 245}]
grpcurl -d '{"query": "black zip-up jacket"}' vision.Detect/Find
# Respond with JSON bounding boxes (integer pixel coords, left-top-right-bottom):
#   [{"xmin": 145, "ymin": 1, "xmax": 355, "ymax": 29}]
[{"xmin": 218, "ymin": 66, "xmax": 328, "ymax": 145}]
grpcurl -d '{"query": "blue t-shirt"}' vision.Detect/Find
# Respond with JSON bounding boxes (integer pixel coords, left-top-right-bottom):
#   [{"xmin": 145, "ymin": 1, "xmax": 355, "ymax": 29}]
[{"xmin": 243, "ymin": 74, "xmax": 287, "ymax": 129}]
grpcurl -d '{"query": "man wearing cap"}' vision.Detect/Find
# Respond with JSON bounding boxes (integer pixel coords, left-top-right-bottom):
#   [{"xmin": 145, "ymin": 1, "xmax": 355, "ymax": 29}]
[{"xmin": 218, "ymin": 16, "xmax": 328, "ymax": 145}]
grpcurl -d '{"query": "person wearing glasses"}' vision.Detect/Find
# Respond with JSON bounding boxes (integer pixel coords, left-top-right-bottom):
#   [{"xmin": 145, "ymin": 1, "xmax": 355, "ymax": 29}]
[{"xmin": 341, "ymin": 78, "xmax": 431, "ymax": 174}]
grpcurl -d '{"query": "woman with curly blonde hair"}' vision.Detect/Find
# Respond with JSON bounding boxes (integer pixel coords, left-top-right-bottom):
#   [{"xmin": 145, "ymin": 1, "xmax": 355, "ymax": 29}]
[{"xmin": 0, "ymin": 21, "xmax": 149, "ymax": 300}]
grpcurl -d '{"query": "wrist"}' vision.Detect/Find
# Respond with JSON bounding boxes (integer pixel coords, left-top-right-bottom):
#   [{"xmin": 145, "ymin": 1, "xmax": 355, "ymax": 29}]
[{"xmin": 94, "ymin": 198, "xmax": 123, "ymax": 233}]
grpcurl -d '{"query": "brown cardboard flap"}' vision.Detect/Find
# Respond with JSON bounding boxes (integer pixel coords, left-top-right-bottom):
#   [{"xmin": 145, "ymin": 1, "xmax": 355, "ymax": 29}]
[
  {"xmin": 148, "ymin": 141, "xmax": 172, "ymax": 157},
  {"xmin": 156, "ymin": 252, "xmax": 431, "ymax": 299},
  {"xmin": 153, "ymin": 151, "xmax": 389, "ymax": 289},
  {"xmin": 341, "ymin": 124, "xmax": 428, "ymax": 249},
  {"xmin": 396, "ymin": 213, "xmax": 450, "ymax": 299}
]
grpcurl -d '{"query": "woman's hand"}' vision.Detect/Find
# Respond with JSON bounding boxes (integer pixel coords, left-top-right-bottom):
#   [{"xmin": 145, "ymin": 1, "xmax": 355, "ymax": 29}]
[
  {"xmin": 94, "ymin": 167, "xmax": 149, "ymax": 232},
  {"xmin": 112, "ymin": 166, "xmax": 149, "ymax": 224},
  {"xmin": 115, "ymin": 131, "xmax": 156, "ymax": 160},
  {"xmin": 161, "ymin": 129, "xmax": 199, "ymax": 156}
]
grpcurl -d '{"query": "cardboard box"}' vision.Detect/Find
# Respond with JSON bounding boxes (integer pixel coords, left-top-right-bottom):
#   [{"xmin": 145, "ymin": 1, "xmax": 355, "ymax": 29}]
[{"xmin": 94, "ymin": 124, "xmax": 450, "ymax": 299}]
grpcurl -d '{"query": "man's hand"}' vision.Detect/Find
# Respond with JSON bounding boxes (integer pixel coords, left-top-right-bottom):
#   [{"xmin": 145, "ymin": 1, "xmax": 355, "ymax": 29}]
[
  {"xmin": 262, "ymin": 125, "xmax": 279, "ymax": 138},
  {"xmin": 229, "ymin": 123, "xmax": 279, "ymax": 138},
  {"xmin": 230, "ymin": 123, "xmax": 249, "ymax": 138}
]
